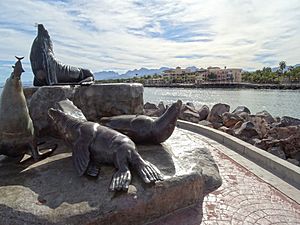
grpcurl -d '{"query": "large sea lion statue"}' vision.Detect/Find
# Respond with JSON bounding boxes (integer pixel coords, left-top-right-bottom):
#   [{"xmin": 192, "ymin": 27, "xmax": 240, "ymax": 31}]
[
  {"xmin": 48, "ymin": 107, "xmax": 163, "ymax": 192},
  {"xmin": 0, "ymin": 57, "xmax": 56, "ymax": 161},
  {"xmin": 30, "ymin": 24, "xmax": 94, "ymax": 86},
  {"xmin": 99, "ymin": 100, "xmax": 182, "ymax": 144}
]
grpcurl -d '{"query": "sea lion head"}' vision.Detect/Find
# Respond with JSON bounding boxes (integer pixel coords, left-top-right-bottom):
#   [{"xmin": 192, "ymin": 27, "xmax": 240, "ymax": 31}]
[
  {"xmin": 169, "ymin": 99, "xmax": 182, "ymax": 113},
  {"xmin": 36, "ymin": 24, "xmax": 53, "ymax": 52},
  {"xmin": 11, "ymin": 56, "xmax": 25, "ymax": 80},
  {"xmin": 175, "ymin": 100, "xmax": 182, "ymax": 110},
  {"xmin": 37, "ymin": 24, "xmax": 50, "ymax": 39},
  {"xmin": 48, "ymin": 108, "xmax": 70, "ymax": 137}
]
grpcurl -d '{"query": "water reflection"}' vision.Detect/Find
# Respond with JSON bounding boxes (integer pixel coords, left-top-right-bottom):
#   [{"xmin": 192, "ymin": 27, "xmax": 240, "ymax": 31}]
[{"xmin": 144, "ymin": 87, "xmax": 300, "ymax": 118}]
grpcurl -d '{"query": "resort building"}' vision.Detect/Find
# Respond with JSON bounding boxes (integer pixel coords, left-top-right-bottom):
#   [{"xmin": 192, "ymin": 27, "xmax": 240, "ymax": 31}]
[
  {"xmin": 145, "ymin": 66, "xmax": 242, "ymax": 85},
  {"xmin": 201, "ymin": 67, "xmax": 242, "ymax": 83}
]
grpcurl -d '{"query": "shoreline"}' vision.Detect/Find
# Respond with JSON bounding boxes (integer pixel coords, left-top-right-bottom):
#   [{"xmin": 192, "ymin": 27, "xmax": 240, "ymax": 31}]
[
  {"xmin": 144, "ymin": 82, "xmax": 300, "ymax": 90},
  {"xmin": 1, "ymin": 81, "xmax": 300, "ymax": 90}
]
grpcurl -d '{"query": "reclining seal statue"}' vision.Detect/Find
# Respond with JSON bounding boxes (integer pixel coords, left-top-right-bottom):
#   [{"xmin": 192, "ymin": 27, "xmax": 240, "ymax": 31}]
[
  {"xmin": 30, "ymin": 24, "xmax": 94, "ymax": 86},
  {"xmin": 48, "ymin": 105, "xmax": 163, "ymax": 192},
  {"xmin": 100, "ymin": 100, "xmax": 182, "ymax": 144},
  {"xmin": 0, "ymin": 57, "xmax": 56, "ymax": 161}
]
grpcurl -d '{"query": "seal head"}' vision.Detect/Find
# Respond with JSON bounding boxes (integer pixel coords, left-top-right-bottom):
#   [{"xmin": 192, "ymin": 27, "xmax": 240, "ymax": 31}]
[{"xmin": 100, "ymin": 100, "xmax": 182, "ymax": 144}]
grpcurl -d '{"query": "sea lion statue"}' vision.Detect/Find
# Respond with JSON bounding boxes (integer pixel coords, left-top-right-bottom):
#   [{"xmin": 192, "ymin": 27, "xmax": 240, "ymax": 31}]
[
  {"xmin": 48, "ymin": 108, "xmax": 163, "ymax": 192},
  {"xmin": 0, "ymin": 57, "xmax": 56, "ymax": 161},
  {"xmin": 99, "ymin": 100, "xmax": 182, "ymax": 144},
  {"xmin": 30, "ymin": 24, "xmax": 94, "ymax": 86}
]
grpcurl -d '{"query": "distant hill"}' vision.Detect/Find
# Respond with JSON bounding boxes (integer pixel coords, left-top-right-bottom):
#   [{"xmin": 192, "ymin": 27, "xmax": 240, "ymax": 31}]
[
  {"xmin": 94, "ymin": 71, "xmax": 120, "ymax": 80},
  {"xmin": 271, "ymin": 64, "xmax": 300, "ymax": 72},
  {"xmin": 186, "ymin": 66, "xmax": 199, "ymax": 72},
  {"xmin": 94, "ymin": 67, "xmax": 171, "ymax": 80}
]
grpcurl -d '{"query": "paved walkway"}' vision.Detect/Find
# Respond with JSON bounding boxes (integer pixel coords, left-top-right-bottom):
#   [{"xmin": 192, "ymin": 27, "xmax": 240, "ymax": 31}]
[{"xmin": 200, "ymin": 135, "xmax": 300, "ymax": 225}]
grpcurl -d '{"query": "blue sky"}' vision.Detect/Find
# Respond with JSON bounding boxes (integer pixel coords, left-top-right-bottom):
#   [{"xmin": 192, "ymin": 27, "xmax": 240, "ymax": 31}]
[{"xmin": 0, "ymin": 0, "xmax": 300, "ymax": 82}]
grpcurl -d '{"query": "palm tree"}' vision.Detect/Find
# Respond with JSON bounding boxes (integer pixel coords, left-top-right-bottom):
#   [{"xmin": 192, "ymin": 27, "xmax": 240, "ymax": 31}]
[
  {"xmin": 279, "ymin": 61, "xmax": 286, "ymax": 74},
  {"xmin": 277, "ymin": 61, "xmax": 286, "ymax": 83}
]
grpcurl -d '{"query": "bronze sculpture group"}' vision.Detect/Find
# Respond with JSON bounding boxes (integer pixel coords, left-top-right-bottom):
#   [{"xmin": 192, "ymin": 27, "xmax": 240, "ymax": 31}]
[{"xmin": 0, "ymin": 24, "xmax": 182, "ymax": 192}]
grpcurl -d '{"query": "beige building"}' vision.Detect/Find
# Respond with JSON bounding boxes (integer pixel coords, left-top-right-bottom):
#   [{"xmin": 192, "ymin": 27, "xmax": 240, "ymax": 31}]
[
  {"xmin": 161, "ymin": 66, "xmax": 242, "ymax": 84},
  {"xmin": 163, "ymin": 67, "xmax": 192, "ymax": 78},
  {"xmin": 199, "ymin": 67, "xmax": 242, "ymax": 83}
]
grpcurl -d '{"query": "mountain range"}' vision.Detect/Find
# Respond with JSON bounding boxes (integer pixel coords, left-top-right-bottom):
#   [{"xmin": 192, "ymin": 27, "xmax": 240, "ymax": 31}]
[
  {"xmin": 94, "ymin": 64, "xmax": 300, "ymax": 80},
  {"xmin": 94, "ymin": 66, "xmax": 200, "ymax": 80}
]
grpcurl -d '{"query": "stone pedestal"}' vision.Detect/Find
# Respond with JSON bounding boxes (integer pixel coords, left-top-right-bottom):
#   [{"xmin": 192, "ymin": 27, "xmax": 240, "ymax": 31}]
[
  {"xmin": 73, "ymin": 83, "xmax": 144, "ymax": 121},
  {"xmin": 0, "ymin": 128, "xmax": 221, "ymax": 225},
  {"xmin": 27, "ymin": 84, "xmax": 144, "ymax": 136}
]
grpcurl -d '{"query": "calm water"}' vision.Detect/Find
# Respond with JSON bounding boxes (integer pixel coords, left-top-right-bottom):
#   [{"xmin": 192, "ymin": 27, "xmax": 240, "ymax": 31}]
[
  {"xmin": 144, "ymin": 87, "xmax": 300, "ymax": 118},
  {"xmin": 1, "ymin": 84, "xmax": 299, "ymax": 118}
]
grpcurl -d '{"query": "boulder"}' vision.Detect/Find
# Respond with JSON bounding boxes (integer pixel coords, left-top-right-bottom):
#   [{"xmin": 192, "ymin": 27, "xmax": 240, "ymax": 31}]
[
  {"xmin": 287, "ymin": 158, "xmax": 300, "ymax": 166},
  {"xmin": 267, "ymin": 126, "xmax": 300, "ymax": 159},
  {"xmin": 211, "ymin": 122, "xmax": 224, "ymax": 129},
  {"xmin": 232, "ymin": 106, "xmax": 251, "ymax": 115},
  {"xmin": 180, "ymin": 110, "xmax": 200, "ymax": 123},
  {"xmin": 73, "ymin": 83, "xmax": 143, "ymax": 121},
  {"xmin": 198, "ymin": 120, "xmax": 214, "ymax": 128},
  {"xmin": 253, "ymin": 138, "xmax": 280, "ymax": 151},
  {"xmin": 29, "ymin": 86, "xmax": 76, "ymax": 137},
  {"xmin": 232, "ymin": 120, "xmax": 243, "ymax": 130},
  {"xmin": 157, "ymin": 101, "xmax": 166, "ymax": 116},
  {"xmin": 267, "ymin": 146, "xmax": 286, "ymax": 159},
  {"xmin": 144, "ymin": 102, "xmax": 158, "ymax": 110},
  {"xmin": 28, "ymin": 84, "xmax": 144, "ymax": 137},
  {"xmin": 234, "ymin": 121, "xmax": 259, "ymax": 142},
  {"xmin": 249, "ymin": 111, "xmax": 275, "ymax": 139},
  {"xmin": 207, "ymin": 103, "xmax": 230, "ymax": 124},
  {"xmin": 222, "ymin": 112, "xmax": 243, "ymax": 128},
  {"xmin": 255, "ymin": 110, "xmax": 275, "ymax": 124},
  {"xmin": 238, "ymin": 112, "xmax": 250, "ymax": 121},
  {"xmin": 274, "ymin": 116, "xmax": 300, "ymax": 127},
  {"xmin": 23, "ymin": 87, "xmax": 39, "ymax": 105},
  {"xmin": 198, "ymin": 105, "xmax": 210, "ymax": 121},
  {"xmin": 0, "ymin": 128, "xmax": 221, "ymax": 225},
  {"xmin": 268, "ymin": 125, "xmax": 300, "ymax": 140},
  {"xmin": 143, "ymin": 102, "xmax": 166, "ymax": 117},
  {"xmin": 179, "ymin": 104, "xmax": 200, "ymax": 123},
  {"xmin": 218, "ymin": 126, "xmax": 234, "ymax": 135},
  {"xmin": 186, "ymin": 102, "xmax": 195, "ymax": 109}
]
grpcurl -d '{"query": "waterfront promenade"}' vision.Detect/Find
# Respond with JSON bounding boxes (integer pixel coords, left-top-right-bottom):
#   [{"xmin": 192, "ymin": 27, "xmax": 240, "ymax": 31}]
[
  {"xmin": 150, "ymin": 126, "xmax": 300, "ymax": 225},
  {"xmin": 202, "ymin": 136, "xmax": 300, "ymax": 225}
]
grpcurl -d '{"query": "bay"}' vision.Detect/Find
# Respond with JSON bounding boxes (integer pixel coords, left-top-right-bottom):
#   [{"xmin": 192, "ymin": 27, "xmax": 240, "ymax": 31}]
[
  {"xmin": 144, "ymin": 87, "xmax": 300, "ymax": 118},
  {"xmin": 1, "ymin": 84, "xmax": 299, "ymax": 118}
]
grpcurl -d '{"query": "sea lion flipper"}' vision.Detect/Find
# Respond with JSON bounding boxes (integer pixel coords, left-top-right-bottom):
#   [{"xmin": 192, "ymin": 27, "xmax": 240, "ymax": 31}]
[
  {"xmin": 73, "ymin": 138, "xmax": 90, "ymax": 176},
  {"xmin": 86, "ymin": 160, "xmax": 100, "ymax": 177},
  {"xmin": 30, "ymin": 141, "xmax": 56, "ymax": 161},
  {"xmin": 109, "ymin": 169, "xmax": 131, "ymax": 192},
  {"xmin": 135, "ymin": 160, "xmax": 164, "ymax": 183}
]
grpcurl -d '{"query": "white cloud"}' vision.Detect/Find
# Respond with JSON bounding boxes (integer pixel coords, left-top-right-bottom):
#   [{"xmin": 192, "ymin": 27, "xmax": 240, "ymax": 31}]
[{"xmin": 0, "ymin": 0, "xmax": 299, "ymax": 80}]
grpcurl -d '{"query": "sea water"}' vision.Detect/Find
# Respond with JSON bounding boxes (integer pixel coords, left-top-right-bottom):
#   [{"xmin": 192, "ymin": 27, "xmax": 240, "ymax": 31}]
[{"xmin": 144, "ymin": 87, "xmax": 300, "ymax": 118}]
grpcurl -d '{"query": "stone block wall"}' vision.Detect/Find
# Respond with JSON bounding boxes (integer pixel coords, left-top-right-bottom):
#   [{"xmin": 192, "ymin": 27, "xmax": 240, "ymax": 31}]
[{"xmin": 26, "ymin": 83, "xmax": 144, "ymax": 137}]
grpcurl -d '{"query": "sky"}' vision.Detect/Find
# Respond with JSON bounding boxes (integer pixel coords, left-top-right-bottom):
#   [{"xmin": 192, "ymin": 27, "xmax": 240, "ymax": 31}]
[{"xmin": 0, "ymin": 0, "xmax": 300, "ymax": 82}]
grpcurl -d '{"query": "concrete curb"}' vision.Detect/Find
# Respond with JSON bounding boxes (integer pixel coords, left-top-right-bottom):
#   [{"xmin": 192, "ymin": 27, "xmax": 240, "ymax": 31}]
[{"xmin": 177, "ymin": 120, "xmax": 300, "ymax": 190}]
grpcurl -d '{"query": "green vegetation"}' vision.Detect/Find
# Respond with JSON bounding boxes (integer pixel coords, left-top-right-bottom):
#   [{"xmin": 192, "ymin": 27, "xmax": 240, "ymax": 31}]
[{"xmin": 242, "ymin": 62, "xmax": 300, "ymax": 84}]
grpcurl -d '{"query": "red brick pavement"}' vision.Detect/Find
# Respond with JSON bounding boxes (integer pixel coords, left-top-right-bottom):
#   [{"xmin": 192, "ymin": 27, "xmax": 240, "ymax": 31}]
[{"xmin": 202, "ymin": 147, "xmax": 300, "ymax": 225}]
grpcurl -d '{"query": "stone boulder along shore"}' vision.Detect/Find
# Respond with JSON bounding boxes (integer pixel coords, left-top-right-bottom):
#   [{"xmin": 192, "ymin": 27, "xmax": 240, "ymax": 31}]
[{"xmin": 144, "ymin": 101, "xmax": 300, "ymax": 166}]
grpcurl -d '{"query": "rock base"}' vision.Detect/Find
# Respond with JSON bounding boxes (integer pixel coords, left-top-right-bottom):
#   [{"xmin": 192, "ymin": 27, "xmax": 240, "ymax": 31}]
[{"xmin": 0, "ymin": 128, "xmax": 221, "ymax": 225}]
